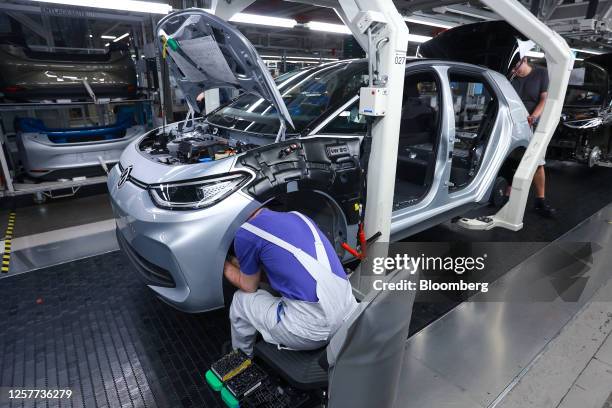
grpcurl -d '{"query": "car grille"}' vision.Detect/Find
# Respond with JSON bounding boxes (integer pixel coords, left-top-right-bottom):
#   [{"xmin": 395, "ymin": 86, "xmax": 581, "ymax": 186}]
[{"xmin": 116, "ymin": 229, "xmax": 176, "ymax": 288}]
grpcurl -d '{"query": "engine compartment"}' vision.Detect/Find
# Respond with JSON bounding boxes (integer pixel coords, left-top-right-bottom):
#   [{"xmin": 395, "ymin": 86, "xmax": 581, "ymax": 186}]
[{"xmin": 138, "ymin": 120, "xmax": 260, "ymax": 165}]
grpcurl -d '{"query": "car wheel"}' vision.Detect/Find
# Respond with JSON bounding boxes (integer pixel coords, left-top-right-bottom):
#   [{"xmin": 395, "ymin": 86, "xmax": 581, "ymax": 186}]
[
  {"xmin": 588, "ymin": 146, "xmax": 602, "ymax": 168},
  {"xmin": 489, "ymin": 176, "xmax": 508, "ymax": 208}
]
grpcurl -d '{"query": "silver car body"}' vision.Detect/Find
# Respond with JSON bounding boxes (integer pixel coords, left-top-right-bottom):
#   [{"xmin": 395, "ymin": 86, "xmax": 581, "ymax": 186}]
[
  {"xmin": 108, "ymin": 9, "xmax": 531, "ymax": 312},
  {"xmin": 19, "ymin": 125, "xmax": 144, "ymax": 179}
]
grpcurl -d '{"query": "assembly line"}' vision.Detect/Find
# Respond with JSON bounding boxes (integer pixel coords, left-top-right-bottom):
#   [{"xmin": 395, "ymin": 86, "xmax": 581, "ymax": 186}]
[{"xmin": 0, "ymin": 0, "xmax": 611, "ymax": 407}]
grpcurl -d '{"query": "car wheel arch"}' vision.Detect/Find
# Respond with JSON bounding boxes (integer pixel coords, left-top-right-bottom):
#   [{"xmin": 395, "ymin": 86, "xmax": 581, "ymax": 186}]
[
  {"xmin": 226, "ymin": 189, "xmax": 352, "ymax": 260},
  {"xmin": 495, "ymin": 146, "xmax": 527, "ymax": 190}
]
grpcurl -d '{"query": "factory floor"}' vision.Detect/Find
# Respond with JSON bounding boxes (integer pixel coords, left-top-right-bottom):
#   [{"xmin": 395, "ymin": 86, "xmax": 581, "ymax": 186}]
[
  {"xmin": 395, "ymin": 201, "xmax": 612, "ymax": 408},
  {"xmin": 0, "ymin": 160, "xmax": 610, "ymax": 407}
]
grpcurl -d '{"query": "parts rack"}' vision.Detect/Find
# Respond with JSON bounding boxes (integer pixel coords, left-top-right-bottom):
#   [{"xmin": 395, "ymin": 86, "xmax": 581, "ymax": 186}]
[{"xmin": 0, "ymin": 98, "xmax": 153, "ymax": 200}]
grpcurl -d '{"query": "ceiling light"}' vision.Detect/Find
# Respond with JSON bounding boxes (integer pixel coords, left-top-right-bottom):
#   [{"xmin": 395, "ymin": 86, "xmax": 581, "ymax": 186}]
[
  {"xmin": 113, "ymin": 32, "xmax": 130, "ymax": 42},
  {"xmin": 307, "ymin": 21, "xmax": 351, "ymax": 34},
  {"xmin": 442, "ymin": 5, "xmax": 496, "ymax": 21},
  {"xmin": 408, "ymin": 34, "xmax": 432, "ymax": 44},
  {"xmin": 403, "ymin": 16, "xmax": 457, "ymax": 29},
  {"xmin": 25, "ymin": 0, "xmax": 171, "ymax": 14},
  {"xmin": 229, "ymin": 13, "xmax": 297, "ymax": 28},
  {"xmin": 101, "ymin": 35, "xmax": 117, "ymax": 40},
  {"xmin": 104, "ymin": 43, "xmax": 110, "ymax": 47},
  {"xmin": 306, "ymin": 21, "xmax": 432, "ymax": 43}
]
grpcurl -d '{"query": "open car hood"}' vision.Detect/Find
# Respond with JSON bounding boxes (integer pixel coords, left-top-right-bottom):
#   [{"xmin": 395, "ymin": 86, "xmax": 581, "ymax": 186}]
[
  {"xmin": 156, "ymin": 9, "xmax": 294, "ymax": 129},
  {"xmin": 419, "ymin": 21, "xmax": 528, "ymax": 75}
]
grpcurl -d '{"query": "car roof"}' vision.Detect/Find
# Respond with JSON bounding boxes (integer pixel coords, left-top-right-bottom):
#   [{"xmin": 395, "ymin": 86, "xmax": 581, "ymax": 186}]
[{"xmin": 293, "ymin": 57, "xmax": 490, "ymax": 75}]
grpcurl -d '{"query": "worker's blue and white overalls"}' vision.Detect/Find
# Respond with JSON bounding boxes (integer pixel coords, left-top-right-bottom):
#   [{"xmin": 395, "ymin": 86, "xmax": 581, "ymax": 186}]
[{"xmin": 229, "ymin": 212, "xmax": 358, "ymax": 356}]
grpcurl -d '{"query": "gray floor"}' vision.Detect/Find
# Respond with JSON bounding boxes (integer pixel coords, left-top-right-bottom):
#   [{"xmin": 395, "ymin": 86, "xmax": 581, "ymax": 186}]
[
  {"xmin": 497, "ymin": 280, "xmax": 612, "ymax": 408},
  {"xmin": 394, "ymin": 202, "xmax": 612, "ymax": 408},
  {"xmin": 0, "ymin": 193, "xmax": 113, "ymax": 238},
  {"xmin": 3, "ymin": 220, "xmax": 118, "ymax": 277},
  {"xmin": 0, "ymin": 193, "xmax": 116, "ymax": 277},
  {"xmin": 0, "ymin": 179, "xmax": 610, "ymax": 407}
]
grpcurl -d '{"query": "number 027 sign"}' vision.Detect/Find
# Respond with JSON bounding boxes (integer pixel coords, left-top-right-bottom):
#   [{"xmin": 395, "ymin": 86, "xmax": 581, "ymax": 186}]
[{"xmin": 394, "ymin": 53, "xmax": 407, "ymax": 65}]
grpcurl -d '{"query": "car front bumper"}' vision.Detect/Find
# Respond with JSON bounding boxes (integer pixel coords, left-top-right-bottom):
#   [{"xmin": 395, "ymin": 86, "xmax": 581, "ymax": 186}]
[
  {"xmin": 107, "ymin": 164, "xmax": 260, "ymax": 313},
  {"xmin": 18, "ymin": 125, "xmax": 144, "ymax": 178}
]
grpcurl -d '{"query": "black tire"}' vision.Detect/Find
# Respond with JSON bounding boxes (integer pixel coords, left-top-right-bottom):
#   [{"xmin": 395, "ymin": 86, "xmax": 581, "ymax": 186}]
[{"xmin": 489, "ymin": 176, "xmax": 508, "ymax": 208}]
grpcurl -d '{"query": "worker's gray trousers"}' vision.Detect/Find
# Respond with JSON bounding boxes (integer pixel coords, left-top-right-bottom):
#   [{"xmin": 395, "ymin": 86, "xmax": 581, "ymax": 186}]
[{"xmin": 230, "ymin": 289, "xmax": 327, "ymax": 356}]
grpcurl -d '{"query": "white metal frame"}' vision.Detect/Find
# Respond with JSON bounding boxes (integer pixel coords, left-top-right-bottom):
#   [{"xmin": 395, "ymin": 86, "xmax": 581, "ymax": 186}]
[
  {"xmin": 285, "ymin": 0, "xmax": 573, "ymax": 236},
  {"xmin": 208, "ymin": 0, "xmax": 573, "ymax": 237},
  {"xmin": 208, "ymin": 0, "xmax": 408, "ymax": 244},
  {"xmin": 458, "ymin": 0, "xmax": 574, "ymax": 231}
]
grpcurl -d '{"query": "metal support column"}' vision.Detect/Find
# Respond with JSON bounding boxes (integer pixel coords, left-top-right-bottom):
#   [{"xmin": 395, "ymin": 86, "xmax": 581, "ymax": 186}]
[{"xmin": 457, "ymin": 0, "xmax": 574, "ymax": 232}]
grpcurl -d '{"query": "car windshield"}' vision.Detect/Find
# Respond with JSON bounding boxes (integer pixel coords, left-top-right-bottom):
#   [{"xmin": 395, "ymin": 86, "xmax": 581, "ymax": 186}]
[
  {"xmin": 206, "ymin": 61, "xmax": 368, "ymax": 136},
  {"xmin": 565, "ymin": 61, "xmax": 607, "ymax": 107}
]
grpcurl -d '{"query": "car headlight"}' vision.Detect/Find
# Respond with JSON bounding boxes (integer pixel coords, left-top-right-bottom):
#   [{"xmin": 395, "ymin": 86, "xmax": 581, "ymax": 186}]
[{"xmin": 149, "ymin": 173, "xmax": 250, "ymax": 210}]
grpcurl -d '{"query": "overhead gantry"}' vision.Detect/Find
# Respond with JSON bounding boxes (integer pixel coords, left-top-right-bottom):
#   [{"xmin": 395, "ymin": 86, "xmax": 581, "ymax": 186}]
[{"xmin": 207, "ymin": 0, "xmax": 573, "ymax": 238}]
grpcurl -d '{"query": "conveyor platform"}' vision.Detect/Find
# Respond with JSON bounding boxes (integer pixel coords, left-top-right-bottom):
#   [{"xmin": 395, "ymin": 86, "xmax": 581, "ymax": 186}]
[{"xmin": 0, "ymin": 162, "xmax": 610, "ymax": 407}]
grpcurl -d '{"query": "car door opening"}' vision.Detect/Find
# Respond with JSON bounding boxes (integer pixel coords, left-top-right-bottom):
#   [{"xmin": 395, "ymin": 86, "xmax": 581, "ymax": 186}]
[{"xmin": 394, "ymin": 70, "xmax": 442, "ymax": 208}]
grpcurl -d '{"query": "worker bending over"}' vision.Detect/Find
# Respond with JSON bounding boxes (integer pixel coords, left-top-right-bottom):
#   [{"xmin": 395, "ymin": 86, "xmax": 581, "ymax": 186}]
[{"xmin": 224, "ymin": 208, "xmax": 357, "ymax": 357}]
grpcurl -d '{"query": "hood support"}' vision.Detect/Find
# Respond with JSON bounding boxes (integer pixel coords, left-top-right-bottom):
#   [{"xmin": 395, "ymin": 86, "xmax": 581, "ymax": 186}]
[{"xmin": 275, "ymin": 118, "xmax": 287, "ymax": 143}]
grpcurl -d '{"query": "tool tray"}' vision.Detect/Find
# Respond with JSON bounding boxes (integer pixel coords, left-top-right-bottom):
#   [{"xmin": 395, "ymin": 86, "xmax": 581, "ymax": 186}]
[
  {"xmin": 225, "ymin": 364, "xmax": 266, "ymax": 398},
  {"xmin": 207, "ymin": 350, "xmax": 288, "ymax": 407},
  {"xmin": 207, "ymin": 350, "xmax": 319, "ymax": 408},
  {"xmin": 211, "ymin": 350, "xmax": 251, "ymax": 381}
]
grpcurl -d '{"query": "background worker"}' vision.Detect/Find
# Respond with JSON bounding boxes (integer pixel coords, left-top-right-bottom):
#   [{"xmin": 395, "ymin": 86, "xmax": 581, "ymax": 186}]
[
  {"xmin": 196, "ymin": 92, "xmax": 206, "ymax": 114},
  {"xmin": 510, "ymin": 56, "xmax": 556, "ymax": 218},
  {"xmin": 196, "ymin": 89, "xmax": 232, "ymax": 115},
  {"xmin": 224, "ymin": 209, "xmax": 357, "ymax": 357}
]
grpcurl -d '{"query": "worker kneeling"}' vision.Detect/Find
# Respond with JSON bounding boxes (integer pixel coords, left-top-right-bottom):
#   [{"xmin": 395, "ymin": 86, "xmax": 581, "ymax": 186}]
[{"xmin": 224, "ymin": 208, "xmax": 358, "ymax": 357}]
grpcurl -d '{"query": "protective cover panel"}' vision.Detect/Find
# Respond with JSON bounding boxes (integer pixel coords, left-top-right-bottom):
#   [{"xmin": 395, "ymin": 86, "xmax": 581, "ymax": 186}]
[{"xmin": 327, "ymin": 268, "xmax": 417, "ymax": 408}]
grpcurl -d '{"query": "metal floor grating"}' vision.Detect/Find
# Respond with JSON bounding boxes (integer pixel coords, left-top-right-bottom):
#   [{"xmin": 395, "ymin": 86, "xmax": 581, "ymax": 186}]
[{"xmin": 0, "ymin": 252, "xmax": 230, "ymax": 408}]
